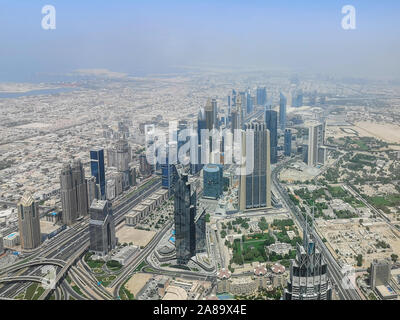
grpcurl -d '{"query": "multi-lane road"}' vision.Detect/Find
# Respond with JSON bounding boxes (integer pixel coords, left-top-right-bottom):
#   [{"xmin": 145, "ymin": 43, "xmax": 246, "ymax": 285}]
[
  {"xmin": 271, "ymin": 160, "xmax": 361, "ymax": 300},
  {"xmin": 0, "ymin": 177, "xmax": 162, "ymax": 300}
]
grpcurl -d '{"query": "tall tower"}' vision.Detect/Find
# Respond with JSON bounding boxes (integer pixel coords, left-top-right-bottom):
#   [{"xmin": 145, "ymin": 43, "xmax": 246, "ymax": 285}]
[
  {"xmin": 279, "ymin": 92, "xmax": 287, "ymax": 130},
  {"xmin": 284, "ymin": 212, "xmax": 332, "ymax": 300},
  {"xmin": 89, "ymin": 200, "xmax": 116, "ymax": 256},
  {"xmin": 90, "ymin": 148, "xmax": 106, "ymax": 200},
  {"xmin": 265, "ymin": 109, "xmax": 278, "ymax": 164},
  {"xmin": 18, "ymin": 192, "xmax": 41, "ymax": 250},
  {"xmin": 60, "ymin": 159, "xmax": 89, "ymax": 226},
  {"xmin": 256, "ymin": 87, "xmax": 267, "ymax": 106},
  {"xmin": 60, "ymin": 163, "xmax": 77, "ymax": 225},
  {"xmin": 72, "ymin": 159, "xmax": 89, "ymax": 217},
  {"xmin": 239, "ymin": 121, "xmax": 271, "ymax": 211},
  {"xmin": 307, "ymin": 122, "xmax": 325, "ymax": 167},
  {"xmin": 284, "ymin": 129, "xmax": 292, "ymax": 157},
  {"xmin": 174, "ymin": 168, "xmax": 196, "ymax": 264}
]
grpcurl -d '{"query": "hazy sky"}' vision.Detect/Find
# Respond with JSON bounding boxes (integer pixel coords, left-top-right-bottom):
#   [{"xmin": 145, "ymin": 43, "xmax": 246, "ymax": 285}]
[{"xmin": 1, "ymin": 0, "xmax": 399, "ymax": 81}]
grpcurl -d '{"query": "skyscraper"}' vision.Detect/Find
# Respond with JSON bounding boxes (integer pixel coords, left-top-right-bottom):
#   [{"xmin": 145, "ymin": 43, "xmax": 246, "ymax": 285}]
[
  {"xmin": 284, "ymin": 215, "xmax": 332, "ymax": 300},
  {"xmin": 256, "ymin": 87, "xmax": 267, "ymax": 106},
  {"xmin": 306, "ymin": 122, "xmax": 325, "ymax": 167},
  {"xmin": 203, "ymin": 164, "xmax": 223, "ymax": 199},
  {"xmin": 279, "ymin": 92, "xmax": 287, "ymax": 130},
  {"xmin": 239, "ymin": 121, "xmax": 271, "ymax": 211},
  {"xmin": 284, "ymin": 129, "xmax": 292, "ymax": 157},
  {"xmin": 60, "ymin": 159, "xmax": 89, "ymax": 226},
  {"xmin": 174, "ymin": 168, "xmax": 196, "ymax": 264},
  {"xmin": 370, "ymin": 259, "xmax": 391, "ymax": 290},
  {"xmin": 265, "ymin": 109, "xmax": 278, "ymax": 164},
  {"xmin": 89, "ymin": 199, "xmax": 116, "ymax": 256},
  {"xmin": 107, "ymin": 139, "xmax": 131, "ymax": 190},
  {"xmin": 205, "ymin": 98, "xmax": 216, "ymax": 131},
  {"xmin": 90, "ymin": 148, "xmax": 106, "ymax": 200},
  {"xmin": 18, "ymin": 192, "xmax": 41, "ymax": 250}
]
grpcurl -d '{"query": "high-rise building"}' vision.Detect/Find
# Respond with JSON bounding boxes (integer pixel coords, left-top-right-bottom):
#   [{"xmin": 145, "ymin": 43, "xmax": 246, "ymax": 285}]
[
  {"xmin": 203, "ymin": 164, "xmax": 223, "ymax": 199},
  {"xmin": 90, "ymin": 148, "xmax": 106, "ymax": 200},
  {"xmin": 239, "ymin": 121, "xmax": 271, "ymax": 211},
  {"xmin": 370, "ymin": 259, "xmax": 391, "ymax": 290},
  {"xmin": 205, "ymin": 98, "xmax": 216, "ymax": 131},
  {"xmin": 17, "ymin": 192, "xmax": 41, "ymax": 250},
  {"xmin": 306, "ymin": 123, "xmax": 325, "ymax": 167},
  {"xmin": 284, "ymin": 129, "xmax": 292, "ymax": 157},
  {"xmin": 284, "ymin": 216, "xmax": 332, "ymax": 300},
  {"xmin": 265, "ymin": 109, "xmax": 278, "ymax": 164},
  {"xmin": 0, "ymin": 234, "xmax": 3, "ymax": 255},
  {"xmin": 107, "ymin": 139, "xmax": 131, "ymax": 190},
  {"xmin": 87, "ymin": 176, "xmax": 97, "ymax": 209},
  {"xmin": 195, "ymin": 209, "xmax": 206, "ymax": 254},
  {"xmin": 279, "ymin": 92, "xmax": 287, "ymax": 130},
  {"xmin": 139, "ymin": 153, "xmax": 152, "ymax": 177},
  {"xmin": 256, "ymin": 87, "xmax": 267, "ymax": 106},
  {"xmin": 174, "ymin": 169, "xmax": 197, "ymax": 264},
  {"xmin": 89, "ymin": 200, "xmax": 116, "ymax": 256},
  {"xmin": 60, "ymin": 159, "xmax": 89, "ymax": 226}
]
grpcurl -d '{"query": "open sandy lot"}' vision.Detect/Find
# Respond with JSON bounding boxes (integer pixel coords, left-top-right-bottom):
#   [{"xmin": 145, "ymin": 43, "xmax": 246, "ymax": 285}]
[
  {"xmin": 116, "ymin": 225, "xmax": 156, "ymax": 247},
  {"xmin": 125, "ymin": 273, "xmax": 153, "ymax": 296},
  {"xmin": 353, "ymin": 121, "xmax": 400, "ymax": 144}
]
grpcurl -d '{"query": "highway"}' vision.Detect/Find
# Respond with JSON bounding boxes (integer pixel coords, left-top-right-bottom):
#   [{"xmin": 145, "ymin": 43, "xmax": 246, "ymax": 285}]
[
  {"xmin": 0, "ymin": 177, "xmax": 161, "ymax": 299},
  {"xmin": 271, "ymin": 159, "xmax": 362, "ymax": 300}
]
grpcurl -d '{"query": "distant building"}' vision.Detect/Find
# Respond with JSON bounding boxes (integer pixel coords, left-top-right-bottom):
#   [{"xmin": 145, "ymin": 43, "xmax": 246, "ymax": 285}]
[
  {"xmin": 370, "ymin": 259, "xmax": 391, "ymax": 290},
  {"xmin": 284, "ymin": 129, "xmax": 292, "ymax": 157},
  {"xmin": 203, "ymin": 164, "xmax": 223, "ymax": 199},
  {"xmin": 306, "ymin": 122, "xmax": 325, "ymax": 167},
  {"xmin": 107, "ymin": 139, "xmax": 131, "ymax": 190},
  {"xmin": 279, "ymin": 92, "xmax": 287, "ymax": 130},
  {"xmin": 90, "ymin": 148, "xmax": 106, "ymax": 200},
  {"xmin": 139, "ymin": 153, "xmax": 152, "ymax": 177},
  {"xmin": 256, "ymin": 87, "xmax": 267, "ymax": 106},
  {"xmin": 174, "ymin": 169, "xmax": 196, "ymax": 264},
  {"xmin": 265, "ymin": 109, "xmax": 278, "ymax": 164},
  {"xmin": 89, "ymin": 200, "xmax": 116, "ymax": 256},
  {"xmin": 17, "ymin": 192, "xmax": 41, "ymax": 250},
  {"xmin": 87, "ymin": 176, "xmax": 97, "ymax": 208}
]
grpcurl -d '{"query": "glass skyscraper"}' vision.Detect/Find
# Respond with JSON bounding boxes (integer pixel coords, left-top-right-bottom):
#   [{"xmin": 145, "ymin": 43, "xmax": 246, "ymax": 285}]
[
  {"xmin": 279, "ymin": 92, "xmax": 287, "ymax": 130},
  {"xmin": 265, "ymin": 109, "xmax": 278, "ymax": 164},
  {"xmin": 284, "ymin": 129, "xmax": 292, "ymax": 157},
  {"xmin": 239, "ymin": 121, "xmax": 272, "ymax": 210},
  {"xmin": 174, "ymin": 169, "xmax": 197, "ymax": 265},
  {"xmin": 203, "ymin": 164, "xmax": 223, "ymax": 199},
  {"xmin": 90, "ymin": 148, "xmax": 106, "ymax": 200}
]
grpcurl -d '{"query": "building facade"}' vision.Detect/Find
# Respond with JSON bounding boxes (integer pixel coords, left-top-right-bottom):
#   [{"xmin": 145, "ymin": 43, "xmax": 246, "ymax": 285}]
[
  {"xmin": 265, "ymin": 109, "xmax": 278, "ymax": 164},
  {"xmin": 174, "ymin": 169, "xmax": 196, "ymax": 264},
  {"xmin": 60, "ymin": 159, "xmax": 89, "ymax": 226},
  {"xmin": 90, "ymin": 148, "xmax": 106, "ymax": 200},
  {"xmin": 203, "ymin": 164, "xmax": 223, "ymax": 199},
  {"xmin": 239, "ymin": 121, "xmax": 272, "ymax": 211},
  {"xmin": 89, "ymin": 200, "xmax": 116, "ymax": 256},
  {"xmin": 17, "ymin": 192, "xmax": 41, "ymax": 250}
]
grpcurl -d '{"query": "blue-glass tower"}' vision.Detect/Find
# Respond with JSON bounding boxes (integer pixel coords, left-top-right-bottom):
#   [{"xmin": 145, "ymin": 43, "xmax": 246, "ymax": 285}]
[
  {"xmin": 90, "ymin": 148, "xmax": 106, "ymax": 200},
  {"xmin": 279, "ymin": 92, "xmax": 287, "ymax": 130},
  {"xmin": 284, "ymin": 129, "xmax": 292, "ymax": 157},
  {"xmin": 265, "ymin": 109, "xmax": 278, "ymax": 164},
  {"xmin": 203, "ymin": 164, "xmax": 223, "ymax": 199}
]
